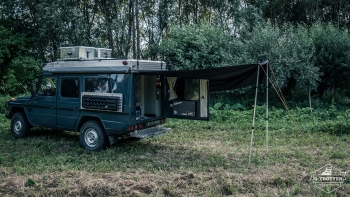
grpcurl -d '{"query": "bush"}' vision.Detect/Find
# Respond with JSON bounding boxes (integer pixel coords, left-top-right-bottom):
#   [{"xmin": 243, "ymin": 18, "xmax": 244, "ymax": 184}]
[{"xmin": 0, "ymin": 95, "xmax": 10, "ymax": 115}]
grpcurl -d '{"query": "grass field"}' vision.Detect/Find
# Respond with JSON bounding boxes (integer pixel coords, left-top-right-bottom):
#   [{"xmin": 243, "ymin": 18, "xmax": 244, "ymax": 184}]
[{"xmin": 0, "ymin": 107, "xmax": 349, "ymax": 196}]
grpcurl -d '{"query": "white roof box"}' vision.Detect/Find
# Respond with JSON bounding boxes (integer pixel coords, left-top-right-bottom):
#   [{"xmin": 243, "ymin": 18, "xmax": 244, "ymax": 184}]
[
  {"xmin": 95, "ymin": 48, "xmax": 112, "ymax": 59},
  {"xmin": 60, "ymin": 46, "xmax": 95, "ymax": 60}
]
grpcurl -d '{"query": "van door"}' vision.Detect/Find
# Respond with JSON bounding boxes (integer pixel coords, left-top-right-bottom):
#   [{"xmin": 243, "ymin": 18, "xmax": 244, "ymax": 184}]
[
  {"xmin": 57, "ymin": 76, "xmax": 81, "ymax": 129},
  {"xmin": 29, "ymin": 76, "xmax": 57, "ymax": 126},
  {"xmin": 164, "ymin": 77, "xmax": 209, "ymax": 120}
]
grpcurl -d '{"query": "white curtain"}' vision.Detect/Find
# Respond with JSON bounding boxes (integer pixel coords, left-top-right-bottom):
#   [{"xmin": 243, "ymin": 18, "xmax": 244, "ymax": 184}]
[{"xmin": 167, "ymin": 77, "xmax": 178, "ymax": 100}]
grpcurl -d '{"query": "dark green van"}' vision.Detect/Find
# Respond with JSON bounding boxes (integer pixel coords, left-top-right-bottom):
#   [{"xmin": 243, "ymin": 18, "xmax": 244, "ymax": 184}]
[{"xmin": 5, "ymin": 57, "xmax": 209, "ymax": 151}]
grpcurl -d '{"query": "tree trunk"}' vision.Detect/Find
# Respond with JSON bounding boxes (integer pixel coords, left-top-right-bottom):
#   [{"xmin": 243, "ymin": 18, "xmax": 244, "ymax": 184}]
[
  {"xmin": 126, "ymin": 0, "xmax": 133, "ymax": 58},
  {"xmin": 100, "ymin": 0, "xmax": 114, "ymax": 56},
  {"xmin": 179, "ymin": 0, "xmax": 182, "ymax": 27},
  {"xmin": 309, "ymin": 87, "xmax": 312, "ymax": 112},
  {"xmin": 132, "ymin": 0, "xmax": 136, "ymax": 59},
  {"xmin": 136, "ymin": 0, "xmax": 140, "ymax": 59}
]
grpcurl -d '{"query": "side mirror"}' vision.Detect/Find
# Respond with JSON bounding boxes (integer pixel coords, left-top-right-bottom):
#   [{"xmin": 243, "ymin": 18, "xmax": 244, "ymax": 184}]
[{"xmin": 31, "ymin": 83, "xmax": 37, "ymax": 96}]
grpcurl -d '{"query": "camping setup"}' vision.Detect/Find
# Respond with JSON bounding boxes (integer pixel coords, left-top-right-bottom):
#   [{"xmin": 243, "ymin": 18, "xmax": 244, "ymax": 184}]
[{"xmin": 6, "ymin": 44, "xmax": 271, "ymax": 163}]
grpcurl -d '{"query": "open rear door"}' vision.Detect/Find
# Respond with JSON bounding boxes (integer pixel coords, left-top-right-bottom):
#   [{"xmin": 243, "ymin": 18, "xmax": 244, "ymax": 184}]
[{"xmin": 164, "ymin": 77, "xmax": 209, "ymax": 120}]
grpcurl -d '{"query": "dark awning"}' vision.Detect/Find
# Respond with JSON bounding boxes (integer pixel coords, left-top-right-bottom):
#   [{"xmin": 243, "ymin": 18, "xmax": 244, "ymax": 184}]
[{"xmin": 138, "ymin": 63, "xmax": 267, "ymax": 92}]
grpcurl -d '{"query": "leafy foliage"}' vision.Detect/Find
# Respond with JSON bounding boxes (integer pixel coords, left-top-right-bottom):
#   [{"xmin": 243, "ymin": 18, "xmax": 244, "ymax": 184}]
[
  {"xmin": 242, "ymin": 23, "xmax": 319, "ymax": 91},
  {"xmin": 159, "ymin": 23, "xmax": 243, "ymax": 70},
  {"xmin": 310, "ymin": 22, "xmax": 350, "ymax": 95},
  {"xmin": 159, "ymin": 22, "xmax": 322, "ymax": 97},
  {"xmin": 6, "ymin": 57, "xmax": 42, "ymax": 94},
  {"xmin": 0, "ymin": 95, "xmax": 10, "ymax": 114},
  {"xmin": 0, "ymin": 26, "xmax": 42, "ymax": 95},
  {"xmin": 0, "ymin": 0, "xmax": 349, "ymax": 103}
]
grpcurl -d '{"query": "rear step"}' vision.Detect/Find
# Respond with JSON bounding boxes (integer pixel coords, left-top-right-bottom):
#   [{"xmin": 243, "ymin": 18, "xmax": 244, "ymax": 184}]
[{"xmin": 130, "ymin": 126, "xmax": 171, "ymax": 138}]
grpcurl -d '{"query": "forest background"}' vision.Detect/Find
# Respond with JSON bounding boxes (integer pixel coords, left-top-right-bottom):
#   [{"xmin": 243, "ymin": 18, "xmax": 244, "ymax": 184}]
[
  {"xmin": 1, "ymin": 0, "xmax": 350, "ymax": 109},
  {"xmin": 1, "ymin": 1, "xmax": 350, "ymax": 196}
]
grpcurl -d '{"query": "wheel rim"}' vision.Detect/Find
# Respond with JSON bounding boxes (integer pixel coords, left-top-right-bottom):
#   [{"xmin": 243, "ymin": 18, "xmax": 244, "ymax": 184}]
[
  {"xmin": 13, "ymin": 119, "xmax": 22, "ymax": 135},
  {"xmin": 84, "ymin": 127, "xmax": 99, "ymax": 148}
]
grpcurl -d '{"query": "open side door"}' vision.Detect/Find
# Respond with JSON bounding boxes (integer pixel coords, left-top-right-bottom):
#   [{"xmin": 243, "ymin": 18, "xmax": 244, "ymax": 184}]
[{"xmin": 164, "ymin": 77, "xmax": 209, "ymax": 120}]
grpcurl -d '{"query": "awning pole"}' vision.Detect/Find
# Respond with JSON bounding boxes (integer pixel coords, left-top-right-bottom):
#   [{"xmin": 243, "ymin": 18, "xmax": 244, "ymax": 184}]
[
  {"xmin": 266, "ymin": 63, "xmax": 269, "ymax": 152},
  {"xmin": 248, "ymin": 65, "xmax": 260, "ymax": 168}
]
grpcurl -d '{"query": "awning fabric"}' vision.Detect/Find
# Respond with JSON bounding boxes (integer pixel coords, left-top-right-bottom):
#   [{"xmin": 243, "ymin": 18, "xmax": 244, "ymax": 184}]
[{"xmin": 138, "ymin": 63, "xmax": 267, "ymax": 92}]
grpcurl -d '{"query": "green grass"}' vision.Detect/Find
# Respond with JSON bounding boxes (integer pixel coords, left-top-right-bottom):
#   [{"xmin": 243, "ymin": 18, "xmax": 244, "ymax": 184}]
[{"xmin": 0, "ymin": 107, "xmax": 349, "ymax": 196}]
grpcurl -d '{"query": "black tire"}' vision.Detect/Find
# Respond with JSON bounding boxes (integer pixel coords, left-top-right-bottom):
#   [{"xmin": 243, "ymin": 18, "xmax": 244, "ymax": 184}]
[
  {"xmin": 79, "ymin": 121, "xmax": 109, "ymax": 151},
  {"xmin": 11, "ymin": 112, "xmax": 31, "ymax": 138}
]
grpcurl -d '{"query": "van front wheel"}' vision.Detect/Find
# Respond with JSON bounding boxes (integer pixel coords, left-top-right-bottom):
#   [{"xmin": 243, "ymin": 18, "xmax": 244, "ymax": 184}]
[
  {"xmin": 11, "ymin": 112, "xmax": 31, "ymax": 138},
  {"xmin": 79, "ymin": 121, "xmax": 108, "ymax": 151}
]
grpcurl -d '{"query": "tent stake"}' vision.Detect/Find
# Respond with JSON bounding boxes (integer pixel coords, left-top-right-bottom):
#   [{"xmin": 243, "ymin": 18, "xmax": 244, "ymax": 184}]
[{"xmin": 248, "ymin": 64, "xmax": 260, "ymax": 169}]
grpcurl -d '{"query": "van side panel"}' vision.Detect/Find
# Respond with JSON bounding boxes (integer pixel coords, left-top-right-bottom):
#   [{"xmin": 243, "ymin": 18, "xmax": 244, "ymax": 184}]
[{"xmin": 76, "ymin": 74, "xmax": 133, "ymax": 135}]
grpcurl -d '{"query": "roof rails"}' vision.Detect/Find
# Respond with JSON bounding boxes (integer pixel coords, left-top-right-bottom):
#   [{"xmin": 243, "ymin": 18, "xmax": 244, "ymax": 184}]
[{"xmin": 43, "ymin": 59, "xmax": 167, "ymax": 73}]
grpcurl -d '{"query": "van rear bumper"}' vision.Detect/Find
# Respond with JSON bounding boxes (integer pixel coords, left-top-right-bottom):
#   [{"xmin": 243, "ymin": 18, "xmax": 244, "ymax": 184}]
[{"xmin": 130, "ymin": 126, "xmax": 171, "ymax": 138}]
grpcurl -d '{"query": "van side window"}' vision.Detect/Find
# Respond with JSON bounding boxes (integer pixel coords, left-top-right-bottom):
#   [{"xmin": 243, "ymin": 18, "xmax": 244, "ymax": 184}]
[
  {"xmin": 110, "ymin": 74, "xmax": 127, "ymax": 93},
  {"xmin": 168, "ymin": 78, "xmax": 200, "ymax": 101},
  {"xmin": 38, "ymin": 77, "xmax": 56, "ymax": 96},
  {"xmin": 184, "ymin": 79, "xmax": 200, "ymax": 100},
  {"xmin": 85, "ymin": 77, "xmax": 109, "ymax": 93},
  {"xmin": 61, "ymin": 77, "xmax": 80, "ymax": 98}
]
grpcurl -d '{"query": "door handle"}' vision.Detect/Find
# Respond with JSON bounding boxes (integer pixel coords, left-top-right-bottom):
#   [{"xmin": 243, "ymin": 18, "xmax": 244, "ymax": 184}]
[
  {"xmin": 50, "ymin": 105, "xmax": 56, "ymax": 109},
  {"xmin": 73, "ymin": 107, "xmax": 80, "ymax": 111}
]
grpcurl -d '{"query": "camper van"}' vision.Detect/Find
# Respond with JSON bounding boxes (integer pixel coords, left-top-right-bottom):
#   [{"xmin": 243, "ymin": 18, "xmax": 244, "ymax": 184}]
[{"xmin": 5, "ymin": 46, "xmax": 209, "ymax": 151}]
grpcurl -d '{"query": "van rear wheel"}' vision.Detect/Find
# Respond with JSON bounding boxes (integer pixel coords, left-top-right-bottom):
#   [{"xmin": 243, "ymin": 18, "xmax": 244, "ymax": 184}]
[{"xmin": 79, "ymin": 121, "xmax": 109, "ymax": 151}]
